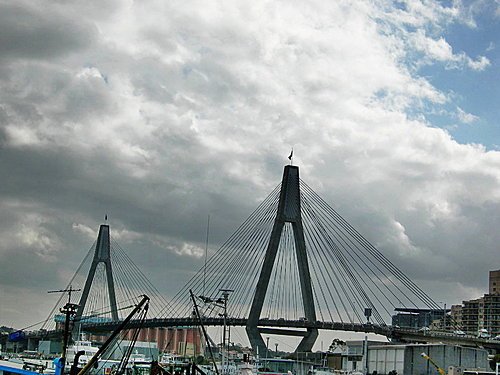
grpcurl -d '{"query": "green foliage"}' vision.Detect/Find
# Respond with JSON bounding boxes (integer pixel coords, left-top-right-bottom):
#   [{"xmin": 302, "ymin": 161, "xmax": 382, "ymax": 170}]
[
  {"xmin": 328, "ymin": 338, "xmax": 346, "ymax": 352},
  {"xmin": 194, "ymin": 355, "xmax": 206, "ymax": 364},
  {"xmin": 489, "ymin": 354, "xmax": 500, "ymax": 370}
]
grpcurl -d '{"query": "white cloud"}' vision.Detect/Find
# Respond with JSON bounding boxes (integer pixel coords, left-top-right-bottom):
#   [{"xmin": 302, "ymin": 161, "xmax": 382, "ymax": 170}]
[
  {"xmin": 410, "ymin": 29, "xmax": 490, "ymax": 71},
  {"xmin": 466, "ymin": 55, "xmax": 490, "ymax": 71},
  {"xmin": 16, "ymin": 214, "xmax": 62, "ymax": 261},
  {"xmin": 72, "ymin": 223, "xmax": 97, "ymax": 239},
  {"xmin": 167, "ymin": 243, "xmax": 204, "ymax": 258},
  {"xmin": 456, "ymin": 107, "xmax": 479, "ymax": 124},
  {"xmin": 111, "ymin": 228, "xmax": 143, "ymax": 242}
]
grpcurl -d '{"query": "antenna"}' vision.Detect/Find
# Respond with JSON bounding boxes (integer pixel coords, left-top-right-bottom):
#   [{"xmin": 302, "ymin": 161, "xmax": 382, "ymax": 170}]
[
  {"xmin": 48, "ymin": 285, "xmax": 81, "ymax": 374},
  {"xmin": 48, "ymin": 285, "xmax": 82, "ymax": 304},
  {"xmin": 203, "ymin": 214, "xmax": 210, "ymax": 296}
]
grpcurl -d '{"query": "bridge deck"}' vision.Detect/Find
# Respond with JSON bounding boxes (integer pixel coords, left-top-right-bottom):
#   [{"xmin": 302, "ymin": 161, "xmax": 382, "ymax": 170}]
[{"xmin": 20, "ymin": 318, "xmax": 500, "ymax": 351}]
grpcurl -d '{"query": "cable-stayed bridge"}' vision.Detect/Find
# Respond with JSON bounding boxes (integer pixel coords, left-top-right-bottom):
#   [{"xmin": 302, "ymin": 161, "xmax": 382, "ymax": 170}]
[{"xmin": 29, "ymin": 165, "xmax": 500, "ymax": 352}]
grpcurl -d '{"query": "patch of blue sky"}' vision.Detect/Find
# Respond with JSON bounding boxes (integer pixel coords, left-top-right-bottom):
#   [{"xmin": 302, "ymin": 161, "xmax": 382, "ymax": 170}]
[
  {"xmin": 415, "ymin": 9, "xmax": 500, "ymax": 150},
  {"xmin": 418, "ymin": 64, "xmax": 499, "ymax": 149}
]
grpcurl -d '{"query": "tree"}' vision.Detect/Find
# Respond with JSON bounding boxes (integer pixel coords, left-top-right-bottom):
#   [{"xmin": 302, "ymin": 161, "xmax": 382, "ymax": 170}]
[
  {"xmin": 489, "ymin": 354, "xmax": 500, "ymax": 371},
  {"xmin": 328, "ymin": 338, "xmax": 346, "ymax": 352}
]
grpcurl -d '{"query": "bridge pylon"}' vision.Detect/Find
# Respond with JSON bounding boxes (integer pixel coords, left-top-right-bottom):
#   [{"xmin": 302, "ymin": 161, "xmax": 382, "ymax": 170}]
[
  {"xmin": 73, "ymin": 224, "xmax": 118, "ymax": 336},
  {"xmin": 246, "ymin": 165, "xmax": 318, "ymax": 355}
]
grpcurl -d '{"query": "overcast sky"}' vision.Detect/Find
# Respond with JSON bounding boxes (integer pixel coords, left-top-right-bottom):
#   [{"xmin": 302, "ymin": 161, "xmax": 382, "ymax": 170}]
[{"xmin": 1, "ymin": 0, "xmax": 500, "ymax": 342}]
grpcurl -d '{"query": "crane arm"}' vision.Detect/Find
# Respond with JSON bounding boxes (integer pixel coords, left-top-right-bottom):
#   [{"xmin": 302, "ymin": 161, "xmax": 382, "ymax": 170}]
[
  {"xmin": 77, "ymin": 295, "xmax": 150, "ymax": 375},
  {"xmin": 421, "ymin": 352, "xmax": 446, "ymax": 375}
]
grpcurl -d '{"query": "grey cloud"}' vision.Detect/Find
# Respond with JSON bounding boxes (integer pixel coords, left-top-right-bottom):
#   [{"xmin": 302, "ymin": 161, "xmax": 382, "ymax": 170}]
[
  {"xmin": 0, "ymin": 247, "xmax": 60, "ymax": 288},
  {"xmin": 0, "ymin": 64, "xmax": 113, "ymax": 130},
  {"xmin": 0, "ymin": 2, "xmax": 96, "ymax": 61},
  {"xmin": 0, "ymin": 135, "xmax": 255, "ymax": 255},
  {"xmin": 0, "ymin": 125, "xmax": 6, "ymax": 146}
]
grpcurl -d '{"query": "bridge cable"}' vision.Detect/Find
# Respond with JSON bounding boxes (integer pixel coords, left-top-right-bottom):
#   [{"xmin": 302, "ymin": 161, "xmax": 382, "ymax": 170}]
[
  {"xmin": 164, "ymin": 184, "xmax": 281, "ymax": 318},
  {"xmin": 301, "ymin": 201, "xmax": 353, "ymax": 323},
  {"xmin": 300, "ymin": 212, "xmax": 340, "ymax": 322},
  {"xmin": 302, "ymin": 201, "xmax": 365, "ymax": 323},
  {"xmin": 306, "ymin": 199, "xmax": 389, "ymax": 324},
  {"xmin": 301, "ymin": 183, "xmax": 418, "ymax": 310},
  {"xmin": 304, "ymin": 194, "xmax": 396, "ymax": 322},
  {"xmin": 300, "ymin": 180, "xmax": 441, "ymax": 311},
  {"xmin": 40, "ymin": 242, "xmax": 96, "ymax": 331}
]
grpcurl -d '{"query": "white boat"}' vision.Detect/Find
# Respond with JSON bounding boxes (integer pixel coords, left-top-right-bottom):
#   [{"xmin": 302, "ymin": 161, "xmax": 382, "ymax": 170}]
[
  {"xmin": 66, "ymin": 339, "xmax": 99, "ymax": 367},
  {"xmin": 159, "ymin": 353, "xmax": 189, "ymax": 366},
  {"xmin": 238, "ymin": 361, "xmax": 255, "ymax": 375},
  {"xmin": 2, "ymin": 354, "xmax": 57, "ymax": 374}
]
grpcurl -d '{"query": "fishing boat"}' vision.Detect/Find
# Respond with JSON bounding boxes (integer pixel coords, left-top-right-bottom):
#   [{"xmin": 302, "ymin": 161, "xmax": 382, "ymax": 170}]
[{"xmin": 66, "ymin": 338, "xmax": 99, "ymax": 368}]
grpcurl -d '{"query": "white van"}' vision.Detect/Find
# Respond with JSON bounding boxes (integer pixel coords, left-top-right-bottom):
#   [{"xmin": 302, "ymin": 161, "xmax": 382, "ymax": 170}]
[{"xmin": 478, "ymin": 329, "xmax": 490, "ymax": 338}]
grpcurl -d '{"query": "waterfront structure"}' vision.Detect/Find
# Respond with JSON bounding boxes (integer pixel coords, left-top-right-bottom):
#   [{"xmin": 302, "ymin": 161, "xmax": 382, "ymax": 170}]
[
  {"xmin": 459, "ymin": 269, "xmax": 500, "ymax": 336},
  {"xmin": 391, "ymin": 308, "xmax": 446, "ymax": 329},
  {"xmin": 462, "ymin": 294, "xmax": 500, "ymax": 336},
  {"xmin": 336, "ymin": 340, "xmax": 384, "ymax": 373},
  {"xmin": 127, "ymin": 326, "xmax": 204, "ymax": 357},
  {"xmin": 450, "ymin": 305, "xmax": 462, "ymax": 329},
  {"xmin": 367, "ymin": 343, "xmax": 488, "ymax": 374},
  {"xmin": 482, "ymin": 293, "xmax": 500, "ymax": 336},
  {"xmin": 38, "ymin": 340, "xmax": 62, "ymax": 355},
  {"xmin": 490, "ymin": 270, "xmax": 500, "ymax": 294},
  {"xmin": 327, "ymin": 341, "xmax": 489, "ymax": 374},
  {"xmin": 106, "ymin": 326, "xmax": 205, "ymax": 357},
  {"xmin": 462, "ymin": 298, "xmax": 481, "ymax": 334},
  {"xmin": 106, "ymin": 340, "xmax": 159, "ymax": 361}
]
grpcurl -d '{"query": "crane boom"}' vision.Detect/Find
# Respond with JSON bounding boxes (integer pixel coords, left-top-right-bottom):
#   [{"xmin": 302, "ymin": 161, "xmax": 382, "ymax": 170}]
[
  {"xmin": 76, "ymin": 295, "xmax": 150, "ymax": 375},
  {"xmin": 421, "ymin": 352, "xmax": 446, "ymax": 375}
]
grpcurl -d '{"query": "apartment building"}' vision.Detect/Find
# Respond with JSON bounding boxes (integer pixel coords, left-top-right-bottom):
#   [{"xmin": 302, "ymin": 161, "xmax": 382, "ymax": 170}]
[{"xmin": 458, "ymin": 269, "xmax": 500, "ymax": 336}]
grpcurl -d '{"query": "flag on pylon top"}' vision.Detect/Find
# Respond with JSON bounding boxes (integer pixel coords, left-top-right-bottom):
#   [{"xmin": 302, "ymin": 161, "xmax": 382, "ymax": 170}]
[{"xmin": 288, "ymin": 149, "xmax": 293, "ymax": 160}]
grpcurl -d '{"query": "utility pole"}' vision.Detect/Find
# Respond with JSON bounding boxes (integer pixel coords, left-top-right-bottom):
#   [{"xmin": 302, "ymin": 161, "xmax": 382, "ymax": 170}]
[
  {"xmin": 220, "ymin": 289, "xmax": 233, "ymax": 375},
  {"xmin": 265, "ymin": 337, "xmax": 270, "ymax": 370},
  {"xmin": 444, "ymin": 303, "xmax": 447, "ymax": 331},
  {"xmin": 48, "ymin": 286, "xmax": 81, "ymax": 375},
  {"xmin": 190, "ymin": 290, "xmax": 219, "ymax": 375},
  {"xmin": 60, "ymin": 302, "xmax": 78, "ymax": 374},
  {"xmin": 363, "ymin": 336, "xmax": 368, "ymax": 375}
]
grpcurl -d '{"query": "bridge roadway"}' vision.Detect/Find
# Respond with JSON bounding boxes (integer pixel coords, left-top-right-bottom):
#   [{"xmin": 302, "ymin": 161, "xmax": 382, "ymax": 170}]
[{"xmin": 21, "ymin": 318, "xmax": 500, "ymax": 351}]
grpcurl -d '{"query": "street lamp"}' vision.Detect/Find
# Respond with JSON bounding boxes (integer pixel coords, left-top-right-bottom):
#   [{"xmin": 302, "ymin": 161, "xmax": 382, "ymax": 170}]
[
  {"xmin": 275, "ymin": 343, "xmax": 278, "ymax": 356},
  {"xmin": 220, "ymin": 289, "xmax": 233, "ymax": 375},
  {"xmin": 197, "ymin": 289, "xmax": 233, "ymax": 375},
  {"xmin": 443, "ymin": 303, "xmax": 447, "ymax": 331},
  {"xmin": 438, "ymin": 301, "xmax": 447, "ymax": 331},
  {"xmin": 265, "ymin": 337, "xmax": 270, "ymax": 370}
]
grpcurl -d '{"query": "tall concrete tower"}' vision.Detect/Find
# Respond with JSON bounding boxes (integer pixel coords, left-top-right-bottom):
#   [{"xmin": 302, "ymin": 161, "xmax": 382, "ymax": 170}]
[
  {"xmin": 73, "ymin": 224, "xmax": 119, "ymax": 334},
  {"xmin": 246, "ymin": 165, "xmax": 318, "ymax": 354}
]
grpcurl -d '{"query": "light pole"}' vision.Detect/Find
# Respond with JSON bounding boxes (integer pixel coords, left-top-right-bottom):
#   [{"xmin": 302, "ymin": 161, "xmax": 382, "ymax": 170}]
[
  {"xmin": 197, "ymin": 289, "xmax": 232, "ymax": 375},
  {"xmin": 220, "ymin": 289, "xmax": 233, "ymax": 375},
  {"xmin": 438, "ymin": 301, "xmax": 447, "ymax": 331},
  {"xmin": 443, "ymin": 303, "xmax": 447, "ymax": 331},
  {"xmin": 275, "ymin": 343, "xmax": 278, "ymax": 357},
  {"xmin": 265, "ymin": 337, "xmax": 270, "ymax": 370}
]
